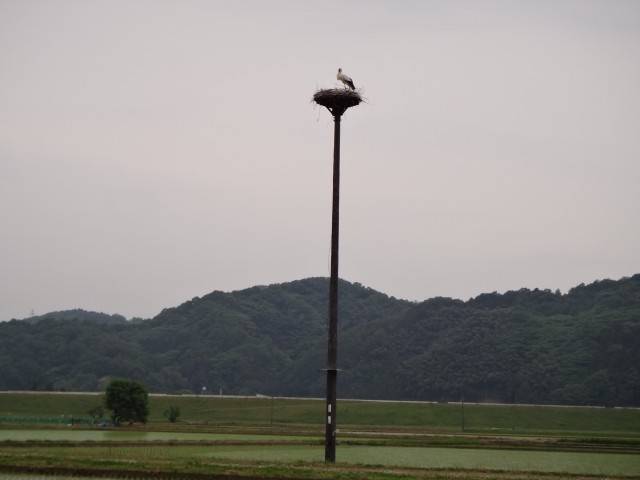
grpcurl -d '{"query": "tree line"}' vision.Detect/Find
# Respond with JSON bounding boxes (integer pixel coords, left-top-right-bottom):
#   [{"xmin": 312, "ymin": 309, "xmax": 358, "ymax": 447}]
[{"xmin": 1, "ymin": 275, "xmax": 638, "ymax": 406}]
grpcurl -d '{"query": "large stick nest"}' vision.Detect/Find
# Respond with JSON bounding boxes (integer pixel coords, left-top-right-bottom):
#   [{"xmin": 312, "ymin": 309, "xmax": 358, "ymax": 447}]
[{"xmin": 313, "ymin": 88, "xmax": 362, "ymax": 116}]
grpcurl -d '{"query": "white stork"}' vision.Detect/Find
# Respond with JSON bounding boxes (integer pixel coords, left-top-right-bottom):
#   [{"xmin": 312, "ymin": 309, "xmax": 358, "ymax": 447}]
[{"xmin": 337, "ymin": 68, "xmax": 355, "ymax": 90}]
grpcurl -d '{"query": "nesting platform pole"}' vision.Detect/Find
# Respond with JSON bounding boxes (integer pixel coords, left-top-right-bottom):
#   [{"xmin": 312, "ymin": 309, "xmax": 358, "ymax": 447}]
[{"xmin": 312, "ymin": 88, "xmax": 362, "ymax": 463}]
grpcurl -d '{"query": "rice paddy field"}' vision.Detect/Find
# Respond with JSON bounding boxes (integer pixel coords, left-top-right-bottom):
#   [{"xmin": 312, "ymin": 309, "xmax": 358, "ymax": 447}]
[{"xmin": 1, "ymin": 392, "xmax": 639, "ymax": 480}]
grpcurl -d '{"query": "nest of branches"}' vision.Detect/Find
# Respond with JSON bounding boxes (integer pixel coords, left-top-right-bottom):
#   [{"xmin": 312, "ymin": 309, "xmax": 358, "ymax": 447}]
[{"xmin": 313, "ymin": 88, "xmax": 362, "ymax": 116}]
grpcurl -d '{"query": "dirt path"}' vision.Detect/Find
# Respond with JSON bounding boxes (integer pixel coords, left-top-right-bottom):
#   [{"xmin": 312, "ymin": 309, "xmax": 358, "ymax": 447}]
[{"xmin": 0, "ymin": 463, "xmax": 634, "ymax": 480}]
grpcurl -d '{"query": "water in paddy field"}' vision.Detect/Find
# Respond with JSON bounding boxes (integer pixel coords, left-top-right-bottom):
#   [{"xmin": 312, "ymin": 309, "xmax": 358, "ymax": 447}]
[
  {"xmin": 0, "ymin": 429, "xmax": 300, "ymax": 442},
  {"xmin": 0, "ymin": 477, "xmax": 130, "ymax": 480},
  {"xmin": 0, "ymin": 477, "xmax": 178, "ymax": 480}
]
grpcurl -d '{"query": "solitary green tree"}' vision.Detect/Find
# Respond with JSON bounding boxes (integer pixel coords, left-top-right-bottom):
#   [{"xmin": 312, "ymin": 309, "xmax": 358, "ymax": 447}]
[
  {"xmin": 104, "ymin": 378, "xmax": 149, "ymax": 425},
  {"xmin": 164, "ymin": 405, "xmax": 181, "ymax": 422}
]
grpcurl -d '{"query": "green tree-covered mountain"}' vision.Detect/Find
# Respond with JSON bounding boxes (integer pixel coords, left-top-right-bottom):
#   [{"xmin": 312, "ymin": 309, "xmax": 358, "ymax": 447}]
[
  {"xmin": 23, "ymin": 309, "xmax": 127, "ymax": 325},
  {"xmin": 1, "ymin": 275, "xmax": 639, "ymax": 406}
]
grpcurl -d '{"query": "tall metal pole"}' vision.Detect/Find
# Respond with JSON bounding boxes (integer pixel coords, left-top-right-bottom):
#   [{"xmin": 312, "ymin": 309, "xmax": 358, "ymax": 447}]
[
  {"xmin": 313, "ymin": 85, "xmax": 361, "ymax": 463},
  {"xmin": 325, "ymin": 112, "xmax": 341, "ymax": 463}
]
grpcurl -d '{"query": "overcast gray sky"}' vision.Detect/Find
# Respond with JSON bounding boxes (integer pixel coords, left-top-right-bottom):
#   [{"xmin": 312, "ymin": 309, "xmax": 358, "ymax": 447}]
[{"xmin": 1, "ymin": 0, "xmax": 639, "ymax": 321}]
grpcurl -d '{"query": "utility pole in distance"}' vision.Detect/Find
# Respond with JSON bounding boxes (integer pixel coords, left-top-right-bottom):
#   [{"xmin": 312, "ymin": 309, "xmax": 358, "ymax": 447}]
[{"xmin": 313, "ymin": 87, "xmax": 361, "ymax": 463}]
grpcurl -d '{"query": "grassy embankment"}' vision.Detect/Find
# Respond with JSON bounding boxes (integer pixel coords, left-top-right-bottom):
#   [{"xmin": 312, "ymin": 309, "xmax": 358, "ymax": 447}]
[{"xmin": 1, "ymin": 391, "xmax": 638, "ymax": 436}]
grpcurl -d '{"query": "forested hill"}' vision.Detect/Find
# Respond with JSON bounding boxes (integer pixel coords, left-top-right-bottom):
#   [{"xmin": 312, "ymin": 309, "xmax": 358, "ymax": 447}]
[
  {"xmin": 23, "ymin": 309, "xmax": 127, "ymax": 325},
  {"xmin": 1, "ymin": 275, "xmax": 639, "ymax": 406}
]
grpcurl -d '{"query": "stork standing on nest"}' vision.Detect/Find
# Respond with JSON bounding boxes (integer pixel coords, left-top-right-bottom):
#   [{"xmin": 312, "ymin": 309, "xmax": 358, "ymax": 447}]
[{"xmin": 337, "ymin": 68, "xmax": 355, "ymax": 90}]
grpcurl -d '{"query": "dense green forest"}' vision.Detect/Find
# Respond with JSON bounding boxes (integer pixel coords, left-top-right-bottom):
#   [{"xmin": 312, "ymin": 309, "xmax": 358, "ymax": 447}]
[{"xmin": 1, "ymin": 275, "xmax": 639, "ymax": 406}]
